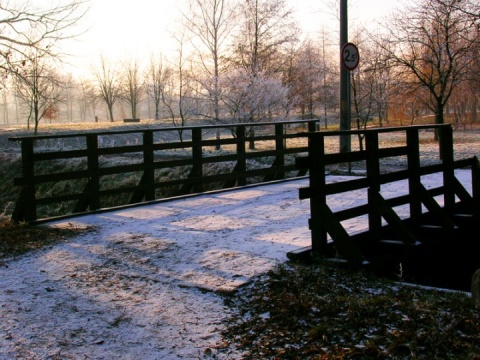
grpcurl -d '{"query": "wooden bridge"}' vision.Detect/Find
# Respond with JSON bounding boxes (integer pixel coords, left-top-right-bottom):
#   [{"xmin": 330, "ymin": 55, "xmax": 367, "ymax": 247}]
[
  {"xmin": 8, "ymin": 121, "xmax": 480, "ymax": 289},
  {"xmin": 289, "ymin": 124, "xmax": 480, "ymax": 290}
]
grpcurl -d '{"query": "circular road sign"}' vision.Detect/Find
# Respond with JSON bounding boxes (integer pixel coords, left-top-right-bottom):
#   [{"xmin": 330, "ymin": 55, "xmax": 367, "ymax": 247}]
[{"xmin": 341, "ymin": 42, "xmax": 360, "ymax": 71}]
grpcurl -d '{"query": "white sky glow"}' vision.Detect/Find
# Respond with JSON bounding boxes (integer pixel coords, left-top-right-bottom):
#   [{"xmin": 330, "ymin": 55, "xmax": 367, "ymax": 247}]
[{"xmin": 62, "ymin": 0, "xmax": 400, "ymax": 77}]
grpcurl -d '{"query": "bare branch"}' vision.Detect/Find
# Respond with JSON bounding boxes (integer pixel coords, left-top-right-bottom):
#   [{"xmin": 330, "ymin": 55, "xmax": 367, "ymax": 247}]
[{"xmin": 0, "ymin": 1, "xmax": 89, "ymax": 76}]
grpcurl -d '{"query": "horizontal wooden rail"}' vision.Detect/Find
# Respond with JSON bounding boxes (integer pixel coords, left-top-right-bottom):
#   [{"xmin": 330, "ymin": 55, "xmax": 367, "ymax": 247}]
[{"xmin": 10, "ymin": 120, "xmax": 317, "ymax": 223}]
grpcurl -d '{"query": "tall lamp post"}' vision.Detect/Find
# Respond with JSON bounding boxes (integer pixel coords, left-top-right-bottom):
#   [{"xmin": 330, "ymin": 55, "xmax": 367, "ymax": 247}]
[{"xmin": 339, "ymin": 0, "xmax": 350, "ymax": 153}]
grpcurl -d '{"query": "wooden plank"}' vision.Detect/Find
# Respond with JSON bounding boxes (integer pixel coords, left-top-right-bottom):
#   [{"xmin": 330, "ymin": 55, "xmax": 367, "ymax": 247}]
[
  {"xmin": 96, "ymin": 145, "xmax": 144, "ymax": 156},
  {"xmin": 418, "ymin": 184, "xmax": 456, "ymax": 230},
  {"xmin": 73, "ymin": 179, "xmax": 94, "ymax": 212},
  {"xmin": 323, "ymin": 150, "xmax": 367, "ymax": 165},
  {"xmin": 472, "ymin": 156, "xmax": 480, "ymax": 218},
  {"xmin": 33, "ymin": 149, "xmax": 88, "ymax": 161},
  {"xmin": 299, "ymin": 187, "xmax": 310, "ymax": 200},
  {"xmin": 438, "ymin": 126, "xmax": 456, "ymax": 210},
  {"xmin": 407, "ymin": 128, "xmax": 422, "ymax": 220},
  {"xmin": 284, "ymin": 146, "xmax": 308, "ymax": 155},
  {"xmin": 314, "ymin": 203, "xmax": 365, "ymax": 268},
  {"xmin": 286, "ymin": 245, "xmax": 314, "ymax": 263},
  {"xmin": 263, "ymin": 157, "xmax": 283, "ymax": 182},
  {"xmin": 324, "ymin": 177, "xmax": 370, "ymax": 195},
  {"xmin": 129, "ymin": 174, "xmax": 148, "ymax": 204},
  {"xmin": 453, "ymin": 176, "xmax": 474, "ymax": 205},
  {"xmin": 143, "ymin": 130, "xmax": 155, "ymax": 201},
  {"xmin": 295, "ymin": 156, "xmax": 309, "ymax": 170},
  {"xmin": 375, "ymin": 192, "xmax": 417, "ymax": 245},
  {"xmin": 377, "ymin": 146, "xmax": 409, "ymax": 158},
  {"xmin": 245, "ymin": 150, "xmax": 277, "ymax": 159},
  {"xmin": 366, "ymin": 132, "xmax": 382, "ymax": 237},
  {"xmin": 334, "ymin": 204, "xmax": 371, "ymax": 222},
  {"xmin": 86, "ymin": 134, "xmax": 100, "ymax": 210},
  {"xmin": 308, "ymin": 135, "xmax": 328, "ymax": 255},
  {"xmin": 12, "ymin": 187, "xmax": 28, "ymax": 222},
  {"xmin": 20, "ymin": 138, "xmax": 36, "ymax": 222}
]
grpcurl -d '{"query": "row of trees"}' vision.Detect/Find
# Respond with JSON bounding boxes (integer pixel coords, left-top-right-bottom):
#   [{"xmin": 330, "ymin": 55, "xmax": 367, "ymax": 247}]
[
  {"xmin": 348, "ymin": 0, "xmax": 480, "ymax": 135},
  {"xmin": 1, "ymin": 0, "xmax": 480, "ymax": 135}
]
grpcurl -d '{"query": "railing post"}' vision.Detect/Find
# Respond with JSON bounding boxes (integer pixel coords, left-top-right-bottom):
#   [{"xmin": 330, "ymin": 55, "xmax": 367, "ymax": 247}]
[
  {"xmin": 236, "ymin": 125, "xmax": 247, "ymax": 186},
  {"xmin": 472, "ymin": 156, "xmax": 480, "ymax": 217},
  {"xmin": 13, "ymin": 139, "xmax": 36, "ymax": 222},
  {"xmin": 274, "ymin": 123, "xmax": 285, "ymax": 180},
  {"xmin": 308, "ymin": 133, "xmax": 329, "ymax": 255},
  {"xmin": 248, "ymin": 125, "xmax": 255, "ymax": 150},
  {"xmin": 191, "ymin": 127, "xmax": 203, "ymax": 193},
  {"xmin": 407, "ymin": 128, "xmax": 422, "ymax": 221},
  {"xmin": 365, "ymin": 130, "xmax": 382, "ymax": 239},
  {"xmin": 86, "ymin": 134, "xmax": 100, "ymax": 210},
  {"xmin": 143, "ymin": 130, "xmax": 155, "ymax": 201},
  {"xmin": 440, "ymin": 126, "xmax": 455, "ymax": 210}
]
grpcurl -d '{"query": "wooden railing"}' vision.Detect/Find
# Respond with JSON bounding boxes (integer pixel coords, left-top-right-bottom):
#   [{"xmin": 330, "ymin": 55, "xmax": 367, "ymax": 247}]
[
  {"xmin": 291, "ymin": 124, "xmax": 480, "ymax": 268},
  {"xmin": 10, "ymin": 120, "xmax": 317, "ymax": 223}
]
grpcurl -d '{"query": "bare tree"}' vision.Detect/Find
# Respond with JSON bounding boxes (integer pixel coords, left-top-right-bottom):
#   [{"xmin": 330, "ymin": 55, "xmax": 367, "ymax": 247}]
[
  {"xmin": 176, "ymin": 32, "xmax": 191, "ymax": 139},
  {"xmin": 287, "ymin": 36, "xmax": 337, "ymax": 126},
  {"xmin": 76, "ymin": 78, "xmax": 98, "ymax": 122},
  {"xmin": 145, "ymin": 54, "xmax": 172, "ymax": 121},
  {"xmin": 224, "ymin": 0, "xmax": 299, "ymax": 142},
  {"xmin": 91, "ymin": 55, "xmax": 121, "ymax": 122},
  {"xmin": 62, "ymin": 73, "xmax": 76, "ymax": 122},
  {"xmin": 1, "ymin": 82, "xmax": 10, "ymax": 124},
  {"xmin": 351, "ymin": 65, "xmax": 378, "ymax": 151},
  {"xmin": 166, "ymin": 31, "xmax": 198, "ymax": 141},
  {"xmin": 451, "ymin": 28, "xmax": 480, "ymax": 128},
  {"xmin": 287, "ymin": 40, "xmax": 319, "ymax": 119},
  {"xmin": 232, "ymin": 0, "xmax": 299, "ymax": 77},
  {"xmin": 351, "ymin": 33, "xmax": 393, "ymax": 136},
  {"xmin": 14, "ymin": 51, "xmax": 64, "ymax": 134},
  {"xmin": 182, "ymin": 0, "xmax": 237, "ymax": 148},
  {"xmin": 389, "ymin": 77, "xmax": 430, "ymax": 126},
  {"xmin": 159, "ymin": 67, "xmax": 176, "ymax": 125},
  {"xmin": 120, "ymin": 58, "xmax": 144, "ymax": 119},
  {"xmin": 0, "ymin": 1, "xmax": 89, "ymax": 77},
  {"xmin": 319, "ymin": 30, "xmax": 339, "ymax": 130},
  {"xmin": 362, "ymin": 36, "xmax": 394, "ymax": 128},
  {"xmin": 379, "ymin": 0, "xmax": 480, "ymax": 134}
]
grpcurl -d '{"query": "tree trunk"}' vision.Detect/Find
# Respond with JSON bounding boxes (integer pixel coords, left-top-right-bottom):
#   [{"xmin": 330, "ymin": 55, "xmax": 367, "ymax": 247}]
[
  {"xmin": 434, "ymin": 101, "xmax": 445, "ymax": 141},
  {"xmin": 108, "ymin": 105, "xmax": 115, "ymax": 122}
]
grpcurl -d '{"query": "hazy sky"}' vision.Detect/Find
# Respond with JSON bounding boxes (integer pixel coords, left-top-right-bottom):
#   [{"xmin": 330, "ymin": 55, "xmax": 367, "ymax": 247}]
[{"xmin": 62, "ymin": 0, "xmax": 401, "ymax": 76}]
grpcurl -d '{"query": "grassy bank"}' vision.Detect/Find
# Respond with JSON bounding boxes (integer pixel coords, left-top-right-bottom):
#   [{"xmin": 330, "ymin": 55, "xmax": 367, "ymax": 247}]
[{"xmin": 219, "ymin": 261, "xmax": 480, "ymax": 359}]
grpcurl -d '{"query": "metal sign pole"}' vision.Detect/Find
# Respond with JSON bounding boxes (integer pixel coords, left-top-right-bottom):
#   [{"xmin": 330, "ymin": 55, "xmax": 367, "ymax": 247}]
[{"xmin": 339, "ymin": 0, "xmax": 351, "ymax": 153}]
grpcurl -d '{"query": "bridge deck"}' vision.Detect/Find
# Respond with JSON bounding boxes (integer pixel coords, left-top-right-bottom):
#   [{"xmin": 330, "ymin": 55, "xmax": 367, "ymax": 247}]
[{"xmin": 44, "ymin": 169, "xmax": 475, "ymax": 292}]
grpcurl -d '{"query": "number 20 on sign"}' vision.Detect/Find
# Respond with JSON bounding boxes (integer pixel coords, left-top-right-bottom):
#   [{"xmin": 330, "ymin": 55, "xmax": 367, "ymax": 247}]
[{"xmin": 341, "ymin": 42, "xmax": 359, "ymax": 71}]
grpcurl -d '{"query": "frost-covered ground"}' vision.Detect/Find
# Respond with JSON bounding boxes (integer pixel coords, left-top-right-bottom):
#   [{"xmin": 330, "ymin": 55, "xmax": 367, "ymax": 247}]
[{"xmin": 0, "ymin": 169, "xmax": 474, "ymax": 359}]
